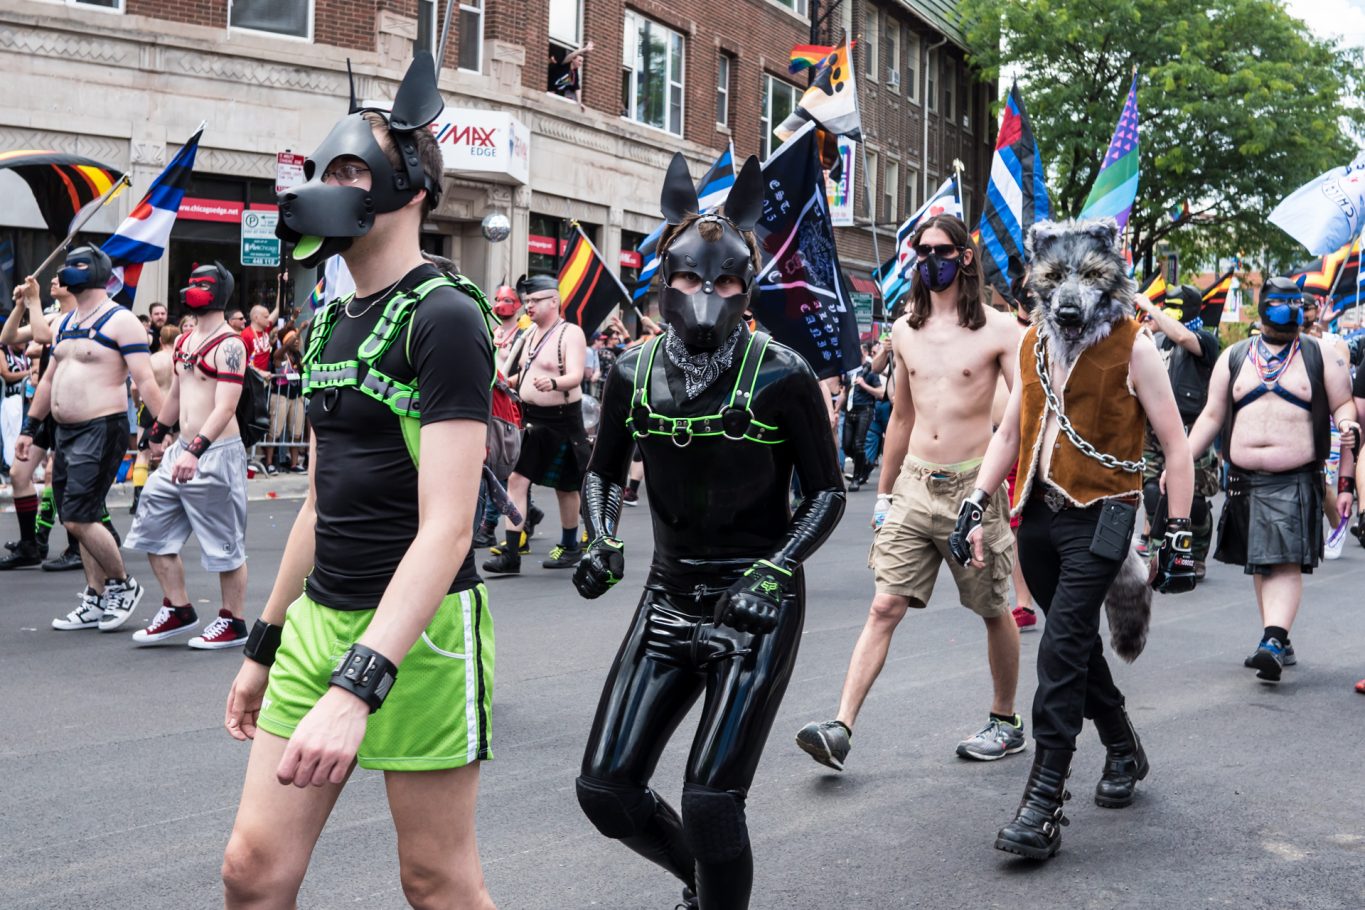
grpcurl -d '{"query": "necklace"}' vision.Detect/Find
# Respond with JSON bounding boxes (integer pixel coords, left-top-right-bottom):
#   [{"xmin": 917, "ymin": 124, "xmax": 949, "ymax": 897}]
[
  {"xmin": 68, "ymin": 300, "xmax": 112, "ymax": 332},
  {"xmin": 1251, "ymin": 335, "xmax": 1299, "ymax": 385},
  {"xmin": 181, "ymin": 324, "xmax": 229, "ymax": 372},
  {"xmin": 344, "ymin": 277, "xmax": 403, "ymax": 319}
]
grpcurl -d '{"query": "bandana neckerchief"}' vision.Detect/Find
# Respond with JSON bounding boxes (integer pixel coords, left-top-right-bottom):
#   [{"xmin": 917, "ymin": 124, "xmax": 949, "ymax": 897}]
[{"xmin": 663, "ymin": 324, "xmax": 744, "ymax": 399}]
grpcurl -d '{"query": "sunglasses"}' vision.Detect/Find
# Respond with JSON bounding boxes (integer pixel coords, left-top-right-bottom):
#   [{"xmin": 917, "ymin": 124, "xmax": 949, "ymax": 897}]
[{"xmin": 913, "ymin": 243, "xmax": 964, "ymax": 258}]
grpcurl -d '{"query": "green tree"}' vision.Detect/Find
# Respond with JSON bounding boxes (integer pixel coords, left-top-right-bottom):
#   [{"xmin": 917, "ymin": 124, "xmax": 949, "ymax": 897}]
[{"xmin": 958, "ymin": 0, "xmax": 1365, "ymax": 275}]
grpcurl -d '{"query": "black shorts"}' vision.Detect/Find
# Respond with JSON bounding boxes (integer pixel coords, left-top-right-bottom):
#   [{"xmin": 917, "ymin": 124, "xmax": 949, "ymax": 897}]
[
  {"xmin": 53, "ymin": 414, "xmax": 128, "ymax": 524},
  {"xmin": 30, "ymin": 414, "xmax": 57, "ymax": 452},
  {"xmin": 1214, "ymin": 465, "xmax": 1323, "ymax": 575},
  {"xmin": 513, "ymin": 402, "xmax": 590, "ymax": 493}
]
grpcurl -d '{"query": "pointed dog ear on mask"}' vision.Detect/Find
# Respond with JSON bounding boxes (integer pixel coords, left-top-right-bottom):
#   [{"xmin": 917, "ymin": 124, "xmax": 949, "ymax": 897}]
[
  {"xmin": 346, "ymin": 58, "xmax": 360, "ymax": 114},
  {"xmin": 723, "ymin": 156, "xmax": 764, "ymax": 232},
  {"xmin": 1026, "ymin": 220, "xmax": 1063, "ymax": 261},
  {"xmin": 389, "ymin": 50, "xmax": 444, "ymax": 131},
  {"xmin": 660, "ymin": 153, "xmax": 700, "ymax": 225},
  {"xmin": 1080, "ymin": 217, "xmax": 1122, "ymax": 254}
]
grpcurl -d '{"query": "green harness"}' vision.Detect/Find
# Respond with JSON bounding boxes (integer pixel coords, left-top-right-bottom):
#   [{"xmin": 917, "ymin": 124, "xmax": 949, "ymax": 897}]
[
  {"xmin": 627, "ymin": 331, "xmax": 784, "ymax": 447},
  {"xmin": 302, "ymin": 274, "xmax": 494, "ymax": 463}
]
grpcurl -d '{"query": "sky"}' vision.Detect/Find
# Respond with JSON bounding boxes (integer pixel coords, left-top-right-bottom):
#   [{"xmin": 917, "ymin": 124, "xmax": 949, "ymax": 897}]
[{"xmin": 1284, "ymin": 0, "xmax": 1365, "ymax": 50}]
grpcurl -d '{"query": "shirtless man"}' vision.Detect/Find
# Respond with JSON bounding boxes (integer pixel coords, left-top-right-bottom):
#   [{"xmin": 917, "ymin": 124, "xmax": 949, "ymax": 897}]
[
  {"xmin": 796, "ymin": 214, "xmax": 1025, "ymax": 769},
  {"xmin": 1185, "ymin": 277, "xmax": 1359, "ymax": 682},
  {"xmin": 16, "ymin": 244, "xmax": 164, "ymax": 630},
  {"xmin": 129, "ymin": 324, "xmax": 180, "ymax": 515},
  {"xmin": 483, "ymin": 273, "xmax": 588, "ymax": 574},
  {"xmin": 125, "ymin": 262, "xmax": 250, "ymax": 650}
]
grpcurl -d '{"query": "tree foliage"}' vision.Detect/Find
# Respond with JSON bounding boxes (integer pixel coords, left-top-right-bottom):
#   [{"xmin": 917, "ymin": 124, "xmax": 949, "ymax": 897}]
[{"xmin": 958, "ymin": 0, "xmax": 1365, "ymax": 275}]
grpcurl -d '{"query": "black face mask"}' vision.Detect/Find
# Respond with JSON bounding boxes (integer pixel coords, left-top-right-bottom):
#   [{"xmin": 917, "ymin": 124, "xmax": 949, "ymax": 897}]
[{"xmin": 915, "ymin": 253, "xmax": 960, "ymax": 292}]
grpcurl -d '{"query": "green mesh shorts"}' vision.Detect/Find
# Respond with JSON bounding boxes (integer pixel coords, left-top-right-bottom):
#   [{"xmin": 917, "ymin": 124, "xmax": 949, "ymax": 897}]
[{"xmin": 258, "ymin": 586, "xmax": 494, "ymax": 770}]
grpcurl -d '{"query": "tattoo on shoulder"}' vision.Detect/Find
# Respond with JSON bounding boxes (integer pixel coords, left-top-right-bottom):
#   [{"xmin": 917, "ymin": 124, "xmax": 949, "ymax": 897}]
[{"xmin": 223, "ymin": 343, "xmax": 244, "ymax": 374}]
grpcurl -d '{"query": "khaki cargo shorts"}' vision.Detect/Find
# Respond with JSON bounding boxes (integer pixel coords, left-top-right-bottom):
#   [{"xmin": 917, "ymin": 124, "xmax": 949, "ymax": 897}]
[{"xmin": 870, "ymin": 457, "xmax": 1014, "ymax": 618}]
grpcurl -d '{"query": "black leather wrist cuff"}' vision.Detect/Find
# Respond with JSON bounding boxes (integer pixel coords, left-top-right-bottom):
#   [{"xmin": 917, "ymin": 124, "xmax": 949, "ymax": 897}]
[
  {"xmin": 1165, "ymin": 517, "xmax": 1191, "ymax": 531},
  {"xmin": 147, "ymin": 420, "xmax": 170, "ymax": 444},
  {"xmin": 329, "ymin": 644, "xmax": 398, "ymax": 713},
  {"xmin": 20, "ymin": 416, "xmax": 41, "ymax": 438},
  {"xmin": 1339, "ymin": 476, "xmax": 1356, "ymax": 495},
  {"xmin": 243, "ymin": 620, "xmax": 283, "ymax": 667},
  {"xmin": 186, "ymin": 434, "xmax": 212, "ymax": 457}
]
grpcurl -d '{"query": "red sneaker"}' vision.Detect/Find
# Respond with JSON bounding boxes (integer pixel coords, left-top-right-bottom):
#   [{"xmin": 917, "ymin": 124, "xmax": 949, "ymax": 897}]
[
  {"xmin": 188, "ymin": 609, "xmax": 249, "ymax": 650},
  {"xmin": 1012, "ymin": 606, "xmax": 1037, "ymax": 631},
  {"xmin": 132, "ymin": 600, "xmax": 199, "ymax": 645}
]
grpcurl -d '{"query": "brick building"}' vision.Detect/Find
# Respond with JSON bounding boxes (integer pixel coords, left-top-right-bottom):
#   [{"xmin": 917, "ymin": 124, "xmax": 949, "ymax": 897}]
[{"xmin": 0, "ymin": 0, "xmax": 994, "ymax": 321}]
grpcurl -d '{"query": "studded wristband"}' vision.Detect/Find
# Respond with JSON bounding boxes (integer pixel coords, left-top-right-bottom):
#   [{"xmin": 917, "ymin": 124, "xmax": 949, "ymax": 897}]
[
  {"xmin": 329, "ymin": 644, "xmax": 399, "ymax": 713},
  {"xmin": 242, "ymin": 620, "xmax": 283, "ymax": 667}
]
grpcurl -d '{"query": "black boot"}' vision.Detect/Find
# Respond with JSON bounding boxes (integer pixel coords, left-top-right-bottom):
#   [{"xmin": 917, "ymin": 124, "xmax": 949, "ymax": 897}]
[
  {"xmin": 42, "ymin": 543, "xmax": 84, "ymax": 572},
  {"xmin": 1093, "ymin": 707, "xmax": 1149, "ymax": 808},
  {"xmin": 481, "ymin": 546, "xmax": 521, "ymax": 576},
  {"xmin": 995, "ymin": 748, "xmax": 1071, "ymax": 860},
  {"xmin": 0, "ymin": 539, "xmax": 43, "ymax": 570}
]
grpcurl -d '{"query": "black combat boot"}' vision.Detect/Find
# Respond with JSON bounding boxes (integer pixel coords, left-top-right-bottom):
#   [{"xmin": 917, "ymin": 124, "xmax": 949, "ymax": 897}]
[
  {"xmin": 0, "ymin": 539, "xmax": 43, "ymax": 570},
  {"xmin": 1092, "ymin": 707, "xmax": 1149, "ymax": 808},
  {"xmin": 995, "ymin": 748, "xmax": 1071, "ymax": 860}
]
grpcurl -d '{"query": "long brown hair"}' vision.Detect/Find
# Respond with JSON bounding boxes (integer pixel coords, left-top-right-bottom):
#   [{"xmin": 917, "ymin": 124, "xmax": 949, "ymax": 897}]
[{"xmin": 904, "ymin": 214, "xmax": 986, "ymax": 330}]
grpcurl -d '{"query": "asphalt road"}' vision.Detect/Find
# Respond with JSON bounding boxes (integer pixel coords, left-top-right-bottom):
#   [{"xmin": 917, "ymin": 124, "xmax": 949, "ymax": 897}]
[{"xmin": 3, "ymin": 486, "xmax": 1365, "ymax": 910}]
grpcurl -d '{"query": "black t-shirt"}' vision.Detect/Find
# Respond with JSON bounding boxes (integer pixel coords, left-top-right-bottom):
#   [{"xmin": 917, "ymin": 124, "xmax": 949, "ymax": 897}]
[
  {"xmin": 851, "ymin": 362, "xmax": 882, "ymax": 407},
  {"xmin": 548, "ymin": 61, "xmax": 579, "ymax": 97},
  {"xmin": 306, "ymin": 264, "xmax": 493, "ymax": 610},
  {"xmin": 1352, "ymin": 359, "xmax": 1365, "ymax": 400}
]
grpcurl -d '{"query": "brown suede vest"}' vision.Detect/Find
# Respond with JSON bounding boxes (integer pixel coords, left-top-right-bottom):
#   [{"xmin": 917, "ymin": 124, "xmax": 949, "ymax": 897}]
[{"xmin": 1013, "ymin": 318, "xmax": 1145, "ymax": 512}]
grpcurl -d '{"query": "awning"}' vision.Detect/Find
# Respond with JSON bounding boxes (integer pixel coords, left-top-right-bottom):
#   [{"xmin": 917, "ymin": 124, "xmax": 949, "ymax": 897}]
[{"xmin": 846, "ymin": 273, "xmax": 881, "ymax": 298}]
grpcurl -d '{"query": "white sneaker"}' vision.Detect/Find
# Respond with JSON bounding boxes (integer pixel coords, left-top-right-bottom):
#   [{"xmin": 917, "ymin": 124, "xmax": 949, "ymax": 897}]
[
  {"xmin": 98, "ymin": 576, "xmax": 145, "ymax": 631},
  {"xmin": 1326, "ymin": 517, "xmax": 1349, "ymax": 560},
  {"xmin": 52, "ymin": 588, "xmax": 103, "ymax": 630}
]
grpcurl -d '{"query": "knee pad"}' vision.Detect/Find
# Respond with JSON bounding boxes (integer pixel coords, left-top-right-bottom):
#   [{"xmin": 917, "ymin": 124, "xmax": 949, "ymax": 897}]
[
  {"xmin": 681, "ymin": 783, "xmax": 749, "ymax": 863},
  {"xmin": 575, "ymin": 776, "xmax": 657, "ymax": 839}
]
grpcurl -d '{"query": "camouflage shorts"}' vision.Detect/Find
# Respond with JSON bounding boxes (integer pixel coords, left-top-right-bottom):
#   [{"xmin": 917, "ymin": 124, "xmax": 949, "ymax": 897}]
[{"xmin": 1143, "ymin": 425, "xmax": 1220, "ymax": 498}]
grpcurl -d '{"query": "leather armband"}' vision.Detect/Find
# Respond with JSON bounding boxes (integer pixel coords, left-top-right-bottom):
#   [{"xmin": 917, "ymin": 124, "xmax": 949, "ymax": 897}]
[
  {"xmin": 329, "ymin": 644, "xmax": 399, "ymax": 713},
  {"xmin": 20, "ymin": 415, "xmax": 42, "ymax": 438},
  {"xmin": 186, "ymin": 434, "xmax": 212, "ymax": 458},
  {"xmin": 1339, "ymin": 476, "xmax": 1356, "ymax": 496},
  {"xmin": 243, "ymin": 620, "xmax": 283, "ymax": 667},
  {"xmin": 147, "ymin": 419, "xmax": 171, "ymax": 445}
]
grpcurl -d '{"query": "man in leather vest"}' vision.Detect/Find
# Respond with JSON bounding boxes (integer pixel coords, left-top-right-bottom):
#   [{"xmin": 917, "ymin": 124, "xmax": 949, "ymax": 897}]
[{"xmin": 1184, "ymin": 277, "xmax": 1359, "ymax": 683}]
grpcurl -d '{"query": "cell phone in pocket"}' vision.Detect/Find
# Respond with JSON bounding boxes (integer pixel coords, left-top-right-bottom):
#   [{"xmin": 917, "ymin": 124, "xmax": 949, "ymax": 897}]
[{"xmin": 1090, "ymin": 500, "xmax": 1137, "ymax": 561}]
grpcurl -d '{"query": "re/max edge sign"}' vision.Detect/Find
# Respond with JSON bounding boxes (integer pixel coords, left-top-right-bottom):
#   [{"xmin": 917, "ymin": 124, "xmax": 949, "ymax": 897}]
[{"xmin": 432, "ymin": 123, "xmax": 498, "ymax": 150}]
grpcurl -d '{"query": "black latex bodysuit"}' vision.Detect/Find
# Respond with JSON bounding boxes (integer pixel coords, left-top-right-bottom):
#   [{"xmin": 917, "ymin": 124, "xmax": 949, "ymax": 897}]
[{"xmin": 576, "ymin": 329, "xmax": 844, "ymax": 909}]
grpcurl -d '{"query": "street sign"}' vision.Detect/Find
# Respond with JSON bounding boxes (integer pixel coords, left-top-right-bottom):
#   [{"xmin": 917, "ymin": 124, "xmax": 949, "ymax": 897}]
[
  {"xmin": 827, "ymin": 138, "xmax": 856, "ymax": 227},
  {"xmin": 240, "ymin": 209, "xmax": 280, "ymax": 267},
  {"xmin": 275, "ymin": 151, "xmax": 306, "ymax": 195},
  {"xmin": 851, "ymin": 291, "xmax": 874, "ymax": 333}
]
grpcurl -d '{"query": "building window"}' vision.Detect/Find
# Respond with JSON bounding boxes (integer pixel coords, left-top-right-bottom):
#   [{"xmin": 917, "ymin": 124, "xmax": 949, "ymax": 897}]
[
  {"xmin": 885, "ymin": 19, "xmax": 900, "ymax": 93},
  {"xmin": 69, "ymin": 0, "xmax": 122, "ymax": 10},
  {"xmin": 963, "ymin": 69, "xmax": 973, "ymax": 131},
  {"xmin": 863, "ymin": 10, "xmax": 879, "ymax": 81},
  {"xmin": 458, "ymin": 0, "xmax": 483, "ymax": 72},
  {"xmin": 962, "ymin": 187, "xmax": 972, "ymax": 226},
  {"xmin": 622, "ymin": 11, "xmax": 685, "ymax": 135},
  {"xmin": 906, "ymin": 168, "xmax": 920, "ymax": 216},
  {"xmin": 927, "ymin": 49, "xmax": 937, "ymax": 112},
  {"xmin": 229, "ymin": 0, "xmax": 311, "ymax": 39},
  {"xmin": 717, "ymin": 53, "xmax": 733, "ymax": 128},
  {"xmin": 884, "ymin": 160, "xmax": 898, "ymax": 225},
  {"xmin": 864, "ymin": 150, "xmax": 879, "ymax": 222},
  {"xmin": 905, "ymin": 33, "xmax": 919, "ymax": 101},
  {"xmin": 942, "ymin": 56, "xmax": 954, "ymax": 123},
  {"xmin": 417, "ymin": 0, "xmax": 438, "ymax": 56},
  {"xmin": 760, "ymin": 73, "xmax": 800, "ymax": 160},
  {"xmin": 771, "ymin": 0, "xmax": 810, "ymax": 14},
  {"xmin": 549, "ymin": 0, "xmax": 583, "ymax": 46}
]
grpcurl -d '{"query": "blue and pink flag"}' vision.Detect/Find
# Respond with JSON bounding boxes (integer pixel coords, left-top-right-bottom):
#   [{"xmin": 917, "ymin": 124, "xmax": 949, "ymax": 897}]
[
  {"xmin": 1078, "ymin": 74, "xmax": 1140, "ymax": 229},
  {"xmin": 102, "ymin": 127, "xmax": 202, "ymax": 306}
]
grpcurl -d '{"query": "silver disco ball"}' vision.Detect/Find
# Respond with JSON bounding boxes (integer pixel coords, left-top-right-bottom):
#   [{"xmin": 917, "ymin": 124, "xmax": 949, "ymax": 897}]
[
  {"xmin": 481, "ymin": 212, "xmax": 511, "ymax": 243},
  {"xmin": 581, "ymin": 394, "xmax": 600, "ymax": 434}
]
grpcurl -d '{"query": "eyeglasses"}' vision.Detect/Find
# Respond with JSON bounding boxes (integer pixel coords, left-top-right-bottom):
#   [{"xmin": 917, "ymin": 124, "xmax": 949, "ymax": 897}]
[
  {"xmin": 525, "ymin": 294, "xmax": 558, "ymax": 305},
  {"xmin": 494, "ymin": 296, "xmax": 519, "ymax": 304},
  {"xmin": 913, "ymin": 243, "xmax": 965, "ymax": 258},
  {"xmin": 321, "ymin": 163, "xmax": 371, "ymax": 185}
]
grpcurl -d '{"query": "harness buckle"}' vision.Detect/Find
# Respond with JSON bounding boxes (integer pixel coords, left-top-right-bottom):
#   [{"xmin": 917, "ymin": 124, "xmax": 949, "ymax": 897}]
[
  {"xmin": 670, "ymin": 420, "xmax": 693, "ymax": 448},
  {"xmin": 720, "ymin": 406, "xmax": 752, "ymax": 441}
]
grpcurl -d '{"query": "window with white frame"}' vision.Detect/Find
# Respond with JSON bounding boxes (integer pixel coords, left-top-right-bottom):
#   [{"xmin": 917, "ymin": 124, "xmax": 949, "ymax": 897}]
[
  {"xmin": 458, "ymin": 0, "xmax": 483, "ymax": 72},
  {"xmin": 885, "ymin": 20, "xmax": 900, "ymax": 93},
  {"xmin": 905, "ymin": 33, "xmax": 919, "ymax": 101},
  {"xmin": 417, "ymin": 0, "xmax": 438, "ymax": 56},
  {"xmin": 863, "ymin": 9, "xmax": 878, "ymax": 81},
  {"xmin": 964, "ymin": 70, "xmax": 973, "ymax": 131},
  {"xmin": 906, "ymin": 168, "xmax": 921, "ymax": 216},
  {"xmin": 622, "ymin": 11, "xmax": 685, "ymax": 135},
  {"xmin": 717, "ymin": 53, "xmax": 733, "ymax": 128},
  {"xmin": 884, "ymin": 159, "xmax": 899, "ymax": 224},
  {"xmin": 865, "ymin": 150, "xmax": 879, "ymax": 222},
  {"xmin": 759, "ymin": 73, "xmax": 800, "ymax": 160},
  {"xmin": 549, "ymin": 0, "xmax": 584, "ymax": 46},
  {"xmin": 69, "ymin": 0, "xmax": 121, "ymax": 9},
  {"xmin": 229, "ymin": 0, "xmax": 311, "ymax": 39},
  {"xmin": 771, "ymin": 0, "xmax": 810, "ymax": 15},
  {"xmin": 927, "ymin": 49, "xmax": 937, "ymax": 111}
]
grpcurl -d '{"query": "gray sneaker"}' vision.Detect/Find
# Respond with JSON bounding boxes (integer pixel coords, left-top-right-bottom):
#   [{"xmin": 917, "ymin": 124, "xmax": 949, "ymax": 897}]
[
  {"xmin": 956, "ymin": 716, "xmax": 1026, "ymax": 761},
  {"xmin": 795, "ymin": 720, "xmax": 851, "ymax": 771}
]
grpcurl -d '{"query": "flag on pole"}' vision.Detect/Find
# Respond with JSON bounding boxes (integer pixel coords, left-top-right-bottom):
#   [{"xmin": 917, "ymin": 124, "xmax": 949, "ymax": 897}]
[
  {"xmin": 976, "ymin": 84, "xmax": 1052, "ymax": 302},
  {"xmin": 1078, "ymin": 73, "xmax": 1140, "ymax": 229},
  {"xmin": 775, "ymin": 39, "xmax": 862, "ymax": 143},
  {"xmin": 1286, "ymin": 237, "xmax": 1354, "ymax": 296},
  {"xmin": 753, "ymin": 121, "xmax": 860, "ymax": 379},
  {"xmin": 1199, "ymin": 270, "xmax": 1235, "ymax": 325},
  {"xmin": 102, "ymin": 127, "xmax": 202, "ymax": 306},
  {"xmin": 0, "ymin": 151, "xmax": 125, "ymax": 238},
  {"xmin": 873, "ymin": 176, "xmax": 963, "ymax": 311},
  {"xmin": 789, "ymin": 44, "xmax": 837, "ymax": 74},
  {"xmin": 1270, "ymin": 151, "xmax": 1365, "ymax": 256},
  {"xmin": 559, "ymin": 224, "xmax": 628, "ymax": 337},
  {"xmin": 633, "ymin": 145, "xmax": 735, "ymax": 303},
  {"xmin": 1322, "ymin": 236, "xmax": 1363, "ymax": 321},
  {"xmin": 1140, "ymin": 272, "xmax": 1168, "ymax": 304}
]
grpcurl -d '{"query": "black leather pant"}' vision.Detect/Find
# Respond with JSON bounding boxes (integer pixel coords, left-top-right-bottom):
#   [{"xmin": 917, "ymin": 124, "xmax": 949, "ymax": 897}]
[
  {"xmin": 578, "ymin": 574, "xmax": 804, "ymax": 910},
  {"xmin": 842, "ymin": 405, "xmax": 875, "ymax": 481}
]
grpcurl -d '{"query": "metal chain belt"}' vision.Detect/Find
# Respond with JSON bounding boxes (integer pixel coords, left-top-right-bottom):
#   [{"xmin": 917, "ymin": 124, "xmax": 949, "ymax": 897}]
[{"xmin": 1034, "ymin": 333, "xmax": 1145, "ymax": 474}]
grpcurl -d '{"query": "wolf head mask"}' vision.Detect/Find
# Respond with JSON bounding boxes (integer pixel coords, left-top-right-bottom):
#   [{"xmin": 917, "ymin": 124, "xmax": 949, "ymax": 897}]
[{"xmin": 1024, "ymin": 218, "xmax": 1137, "ymax": 366}]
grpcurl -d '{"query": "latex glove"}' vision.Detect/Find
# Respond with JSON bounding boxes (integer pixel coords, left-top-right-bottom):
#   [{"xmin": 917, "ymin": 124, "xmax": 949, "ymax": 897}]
[
  {"xmin": 573, "ymin": 536, "xmax": 625, "ymax": 599},
  {"xmin": 716, "ymin": 560, "xmax": 792, "ymax": 634},
  {"xmin": 1150, "ymin": 518, "xmax": 1196, "ymax": 593},
  {"xmin": 948, "ymin": 489, "xmax": 989, "ymax": 567}
]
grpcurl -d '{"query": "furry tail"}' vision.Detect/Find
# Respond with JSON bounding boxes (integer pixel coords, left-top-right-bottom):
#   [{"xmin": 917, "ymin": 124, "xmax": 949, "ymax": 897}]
[{"xmin": 1105, "ymin": 547, "xmax": 1152, "ymax": 663}]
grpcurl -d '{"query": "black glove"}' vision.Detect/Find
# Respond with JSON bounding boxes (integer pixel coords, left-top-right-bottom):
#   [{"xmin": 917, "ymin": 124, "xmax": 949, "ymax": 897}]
[
  {"xmin": 1150, "ymin": 518, "xmax": 1196, "ymax": 594},
  {"xmin": 948, "ymin": 489, "xmax": 989, "ymax": 567},
  {"xmin": 716, "ymin": 559, "xmax": 793, "ymax": 634},
  {"xmin": 572, "ymin": 536, "xmax": 625, "ymax": 599}
]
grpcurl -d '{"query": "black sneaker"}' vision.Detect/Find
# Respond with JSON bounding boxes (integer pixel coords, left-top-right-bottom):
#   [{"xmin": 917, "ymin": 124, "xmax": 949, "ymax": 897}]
[
  {"xmin": 42, "ymin": 547, "xmax": 84, "ymax": 572},
  {"xmin": 622, "ymin": 488, "xmax": 639, "ymax": 507},
  {"xmin": 526, "ymin": 505, "xmax": 545, "ymax": 539},
  {"xmin": 0, "ymin": 540, "xmax": 43, "ymax": 570},
  {"xmin": 542, "ymin": 545, "xmax": 582, "ymax": 569},
  {"xmin": 482, "ymin": 549, "xmax": 521, "ymax": 576},
  {"xmin": 488, "ymin": 530, "xmax": 530, "ymax": 556},
  {"xmin": 795, "ymin": 720, "xmax": 851, "ymax": 771},
  {"xmin": 472, "ymin": 525, "xmax": 497, "ymax": 549},
  {"xmin": 1244, "ymin": 641, "xmax": 1297, "ymax": 669},
  {"xmin": 1249, "ymin": 637, "xmax": 1285, "ymax": 683}
]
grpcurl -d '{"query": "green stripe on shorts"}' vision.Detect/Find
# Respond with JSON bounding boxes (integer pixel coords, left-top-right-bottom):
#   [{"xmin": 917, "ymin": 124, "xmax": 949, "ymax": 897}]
[{"xmin": 258, "ymin": 585, "xmax": 494, "ymax": 771}]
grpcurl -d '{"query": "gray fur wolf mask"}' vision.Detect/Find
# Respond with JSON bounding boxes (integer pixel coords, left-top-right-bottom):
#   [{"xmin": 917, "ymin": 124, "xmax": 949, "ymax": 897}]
[{"xmin": 1023, "ymin": 217, "xmax": 1150, "ymax": 662}]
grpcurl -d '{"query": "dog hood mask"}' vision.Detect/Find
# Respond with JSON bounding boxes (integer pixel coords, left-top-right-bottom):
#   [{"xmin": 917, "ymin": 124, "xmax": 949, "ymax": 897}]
[
  {"xmin": 276, "ymin": 51, "xmax": 444, "ymax": 268},
  {"xmin": 1259, "ymin": 276, "xmax": 1305, "ymax": 335},
  {"xmin": 181, "ymin": 261, "xmax": 235, "ymax": 311},
  {"xmin": 58, "ymin": 244, "xmax": 113, "ymax": 292},
  {"xmin": 657, "ymin": 152, "xmax": 764, "ymax": 352}
]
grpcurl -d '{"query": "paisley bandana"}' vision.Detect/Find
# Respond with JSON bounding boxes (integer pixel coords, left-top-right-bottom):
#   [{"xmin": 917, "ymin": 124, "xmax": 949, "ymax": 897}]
[{"xmin": 663, "ymin": 324, "xmax": 744, "ymax": 399}]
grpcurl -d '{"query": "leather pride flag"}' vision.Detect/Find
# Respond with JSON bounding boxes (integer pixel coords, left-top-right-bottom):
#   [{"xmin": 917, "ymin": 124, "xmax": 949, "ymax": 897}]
[
  {"xmin": 1200, "ymin": 270, "xmax": 1235, "ymax": 325},
  {"xmin": 0, "ymin": 150, "xmax": 123, "ymax": 238},
  {"xmin": 558, "ymin": 224, "xmax": 628, "ymax": 338}
]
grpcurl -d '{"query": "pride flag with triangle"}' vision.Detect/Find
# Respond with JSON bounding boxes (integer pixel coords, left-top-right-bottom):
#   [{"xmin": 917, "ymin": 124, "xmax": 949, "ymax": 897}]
[{"xmin": 1079, "ymin": 73, "xmax": 1139, "ymax": 229}]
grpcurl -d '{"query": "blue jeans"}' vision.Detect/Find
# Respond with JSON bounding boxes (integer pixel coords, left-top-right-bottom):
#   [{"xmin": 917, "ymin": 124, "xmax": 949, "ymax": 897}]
[{"xmin": 864, "ymin": 400, "xmax": 891, "ymax": 469}]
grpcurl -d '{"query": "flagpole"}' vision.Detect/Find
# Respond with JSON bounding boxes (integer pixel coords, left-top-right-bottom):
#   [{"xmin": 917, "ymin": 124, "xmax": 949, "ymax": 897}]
[
  {"xmin": 572, "ymin": 220, "xmax": 647, "ymax": 322},
  {"xmin": 847, "ymin": 28, "xmax": 883, "ymax": 273},
  {"xmin": 33, "ymin": 173, "xmax": 132, "ymax": 277}
]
